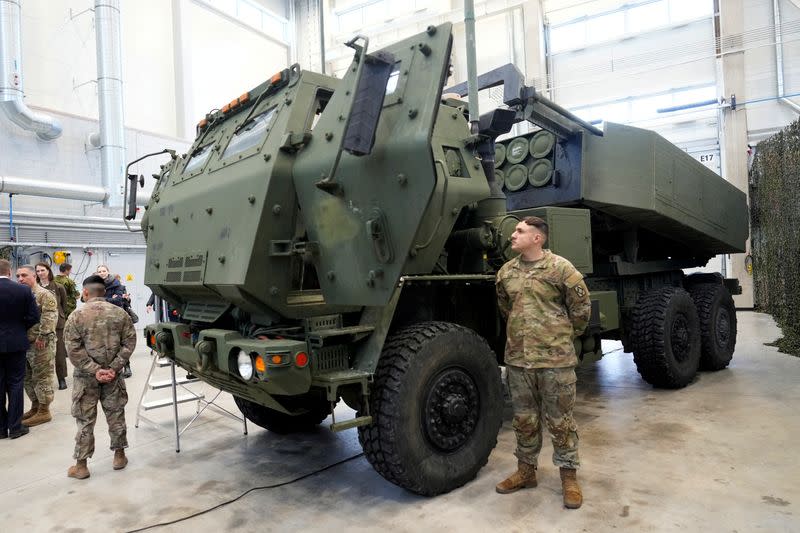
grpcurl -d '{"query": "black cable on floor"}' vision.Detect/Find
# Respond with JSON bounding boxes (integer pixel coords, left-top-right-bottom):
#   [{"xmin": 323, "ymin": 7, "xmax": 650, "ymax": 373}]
[{"xmin": 125, "ymin": 452, "xmax": 365, "ymax": 533}]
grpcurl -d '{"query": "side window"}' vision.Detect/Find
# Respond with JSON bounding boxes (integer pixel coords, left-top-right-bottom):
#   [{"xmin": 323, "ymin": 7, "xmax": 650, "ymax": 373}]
[
  {"xmin": 184, "ymin": 143, "xmax": 214, "ymax": 174},
  {"xmin": 222, "ymin": 107, "xmax": 277, "ymax": 160}
]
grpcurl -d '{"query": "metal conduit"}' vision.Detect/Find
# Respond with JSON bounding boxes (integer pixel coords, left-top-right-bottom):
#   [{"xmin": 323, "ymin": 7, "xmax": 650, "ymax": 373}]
[
  {"xmin": 0, "ymin": 175, "xmax": 107, "ymax": 202},
  {"xmin": 0, "ymin": 177, "xmax": 150, "ymax": 205},
  {"xmin": 95, "ymin": 0, "xmax": 126, "ymax": 207},
  {"xmin": 0, "ymin": 218, "xmax": 138, "ymax": 232},
  {"xmin": 0, "ymin": 0, "xmax": 62, "ymax": 140},
  {"xmin": 0, "ymin": 241, "xmax": 146, "ymax": 249}
]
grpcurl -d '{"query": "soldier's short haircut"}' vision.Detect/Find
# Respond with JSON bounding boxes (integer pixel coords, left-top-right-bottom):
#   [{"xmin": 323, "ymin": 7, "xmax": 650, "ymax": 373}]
[
  {"xmin": 17, "ymin": 264, "xmax": 35, "ymax": 274},
  {"xmin": 59, "ymin": 263, "xmax": 72, "ymax": 273},
  {"xmin": 522, "ymin": 216, "xmax": 549, "ymax": 239},
  {"xmin": 82, "ymin": 274, "xmax": 106, "ymax": 296},
  {"xmin": 0, "ymin": 259, "xmax": 10, "ymax": 276}
]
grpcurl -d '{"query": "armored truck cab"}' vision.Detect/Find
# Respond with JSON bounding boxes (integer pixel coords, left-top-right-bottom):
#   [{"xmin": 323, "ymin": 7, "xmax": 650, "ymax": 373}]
[{"xmin": 134, "ymin": 23, "xmax": 747, "ymax": 496}]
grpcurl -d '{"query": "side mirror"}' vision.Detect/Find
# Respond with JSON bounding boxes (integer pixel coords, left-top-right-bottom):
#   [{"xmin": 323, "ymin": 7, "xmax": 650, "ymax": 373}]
[{"xmin": 125, "ymin": 173, "xmax": 139, "ymax": 220}]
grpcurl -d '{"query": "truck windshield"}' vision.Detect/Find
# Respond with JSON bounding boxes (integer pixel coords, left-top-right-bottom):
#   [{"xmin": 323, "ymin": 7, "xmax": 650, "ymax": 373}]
[{"xmin": 223, "ymin": 107, "xmax": 277, "ymax": 160}]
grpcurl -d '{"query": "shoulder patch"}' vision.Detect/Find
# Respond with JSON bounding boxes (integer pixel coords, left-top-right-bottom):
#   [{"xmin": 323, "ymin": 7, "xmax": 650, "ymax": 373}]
[{"xmin": 564, "ymin": 270, "xmax": 583, "ymax": 288}]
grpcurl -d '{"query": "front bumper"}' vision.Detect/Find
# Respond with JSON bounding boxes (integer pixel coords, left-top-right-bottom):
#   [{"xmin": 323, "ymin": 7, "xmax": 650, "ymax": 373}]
[{"xmin": 145, "ymin": 322, "xmax": 311, "ymax": 407}]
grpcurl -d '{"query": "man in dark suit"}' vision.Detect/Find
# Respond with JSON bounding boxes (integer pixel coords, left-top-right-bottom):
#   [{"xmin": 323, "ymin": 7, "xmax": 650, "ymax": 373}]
[{"xmin": 0, "ymin": 259, "xmax": 40, "ymax": 439}]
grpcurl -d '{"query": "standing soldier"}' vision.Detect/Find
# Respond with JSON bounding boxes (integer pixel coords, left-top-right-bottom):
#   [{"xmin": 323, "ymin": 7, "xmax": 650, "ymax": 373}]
[
  {"xmin": 55, "ymin": 263, "xmax": 80, "ymax": 316},
  {"xmin": 55, "ymin": 263, "xmax": 80, "ymax": 389},
  {"xmin": 64, "ymin": 275, "xmax": 136, "ymax": 479},
  {"xmin": 495, "ymin": 216, "xmax": 592, "ymax": 509},
  {"xmin": 16, "ymin": 265, "xmax": 58, "ymax": 426}
]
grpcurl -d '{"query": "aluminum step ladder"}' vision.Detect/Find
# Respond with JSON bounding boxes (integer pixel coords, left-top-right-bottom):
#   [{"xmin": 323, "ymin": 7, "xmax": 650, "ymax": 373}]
[{"xmin": 134, "ymin": 350, "xmax": 247, "ymax": 452}]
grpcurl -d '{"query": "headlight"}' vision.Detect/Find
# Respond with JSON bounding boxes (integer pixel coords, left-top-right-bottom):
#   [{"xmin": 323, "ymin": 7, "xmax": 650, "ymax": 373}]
[{"xmin": 237, "ymin": 350, "xmax": 254, "ymax": 380}]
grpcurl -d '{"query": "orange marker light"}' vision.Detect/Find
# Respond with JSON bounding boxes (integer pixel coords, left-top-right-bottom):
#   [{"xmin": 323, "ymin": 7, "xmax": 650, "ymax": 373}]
[
  {"xmin": 254, "ymin": 355, "xmax": 266, "ymax": 373},
  {"xmin": 197, "ymin": 118, "xmax": 208, "ymax": 129},
  {"xmin": 295, "ymin": 352, "xmax": 309, "ymax": 368},
  {"xmin": 149, "ymin": 334, "xmax": 156, "ymax": 347},
  {"xmin": 270, "ymin": 72, "xmax": 282, "ymax": 85},
  {"xmin": 239, "ymin": 92, "xmax": 250, "ymax": 104},
  {"xmin": 271, "ymin": 354, "xmax": 283, "ymax": 365},
  {"xmin": 222, "ymin": 103, "xmax": 231, "ymax": 113}
]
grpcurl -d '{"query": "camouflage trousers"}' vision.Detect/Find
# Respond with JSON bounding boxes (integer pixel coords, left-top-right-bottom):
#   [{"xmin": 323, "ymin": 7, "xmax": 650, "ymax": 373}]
[
  {"xmin": 24, "ymin": 339, "xmax": 55, "ymax": 406},
  {"xmin": 71, "ymin": 376, "xmax": 129, "ymax": 460},
  {"xmin": 507, "ymin": 365, "xmax": 580, "ymax": 469}
]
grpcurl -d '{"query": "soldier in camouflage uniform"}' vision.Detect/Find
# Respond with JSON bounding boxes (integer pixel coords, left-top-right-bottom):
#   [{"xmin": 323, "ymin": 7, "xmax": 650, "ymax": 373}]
[
  {"xmin": 495, "ymin": 216, "xmax": 592, "ymax": 509},
  {"xmin": 55, "ymin": 263, "xmax": 80, "ymax": 390},
  {"xmin": 64, "ymin": 275, "xmax": 137, "ymax": 480},
  {"xmin": 55, "ymin": 263, "xmax": 79, "ymax": 317},
  {"xmin": 16, "ymin": 265, "xmax": 59, "ymax": 427}
]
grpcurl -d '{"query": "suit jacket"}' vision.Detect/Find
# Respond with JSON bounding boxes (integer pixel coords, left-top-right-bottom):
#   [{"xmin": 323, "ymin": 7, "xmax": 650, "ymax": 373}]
[{"xmin": 0, "ymin": 277, "xmax": 40, "ymax": 353}]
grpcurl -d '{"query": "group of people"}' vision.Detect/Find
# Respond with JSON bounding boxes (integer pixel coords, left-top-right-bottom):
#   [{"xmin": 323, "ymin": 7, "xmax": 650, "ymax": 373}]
[{"xmin": 0, "ymin": 259, "xmax": 137, "ymax": 479}]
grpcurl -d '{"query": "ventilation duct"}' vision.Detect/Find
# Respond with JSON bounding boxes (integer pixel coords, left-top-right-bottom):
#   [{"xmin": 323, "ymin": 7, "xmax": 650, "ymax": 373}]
[
  {"xmin": 94, "ymin": 0, "xmax": 126, "ymax": 207},
  {"xmin": 0, "ymin": 0, "xmax": 62, "ymax": 140}
]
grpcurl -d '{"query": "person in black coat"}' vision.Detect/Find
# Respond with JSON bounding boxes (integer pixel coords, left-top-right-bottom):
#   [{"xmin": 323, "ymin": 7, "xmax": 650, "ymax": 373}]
[
  {"xmin": 0, "ymin": 259, "xmax": 40, "ymax": 439},
  {"xmin": 96, "ymin": 265, "xmax": 127, "ymax": 308}
]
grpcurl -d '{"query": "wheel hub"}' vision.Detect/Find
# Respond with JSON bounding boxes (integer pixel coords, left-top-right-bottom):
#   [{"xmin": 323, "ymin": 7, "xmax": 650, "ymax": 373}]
[
  {"xmin": 423, "ymin": 368, "xmax": 480, "ymax": 452},
  {"xmin": 671, "ymin": 314, "xmax": 690, "ymax": 361},
  {"xmin": 716, "ymin": 308, "xmax": 731, "ymax": 347}
]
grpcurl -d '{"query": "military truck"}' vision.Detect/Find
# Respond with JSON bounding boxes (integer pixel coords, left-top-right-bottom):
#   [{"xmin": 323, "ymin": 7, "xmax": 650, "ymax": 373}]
[{"xmin": 128, "ymin": 23, "xmax": 747, "ymax": 496}]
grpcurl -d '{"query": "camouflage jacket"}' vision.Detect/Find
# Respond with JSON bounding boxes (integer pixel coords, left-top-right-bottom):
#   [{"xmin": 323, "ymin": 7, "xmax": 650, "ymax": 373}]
[
  {"xmin": 496, "ymin": 250, "xmax": 592, "ymax": 369},
  {"xmin": 27, "ymin": 284, "xmax": 58, "ymax": 343},
  {"xmin": 64, "ymin": 297, "xmax": 137, "ymax": 377},
  {"xmin": 55, "ymin": 274, "xmax": 79, "ymax": 316}
]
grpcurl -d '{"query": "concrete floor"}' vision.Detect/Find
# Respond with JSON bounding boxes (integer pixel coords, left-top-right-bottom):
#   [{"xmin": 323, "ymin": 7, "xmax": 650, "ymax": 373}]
[{"xmin": 1, "ymin": 311, "xmax": 798, "ymax": 533}]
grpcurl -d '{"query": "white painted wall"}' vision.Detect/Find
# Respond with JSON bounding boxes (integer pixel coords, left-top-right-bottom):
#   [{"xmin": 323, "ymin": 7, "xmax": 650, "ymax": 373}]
[
  {"xmin": 19, "ymin": 0, "xmax": 177, "ymax": 136},
  {"xmin": 184, "ymin": 1, "xmax": 290, "ymax": 128}
]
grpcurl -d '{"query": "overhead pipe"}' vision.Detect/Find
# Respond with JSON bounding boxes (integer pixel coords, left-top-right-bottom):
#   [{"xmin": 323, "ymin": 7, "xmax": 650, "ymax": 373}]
[
  {"xmin": 0, "ymin": 176, "xmax": 151, "ymax": 205},
  {"xmin": 774, "ymin": 0, "xmax": 800, "ymax": 114},
  {"xmin": 94, "ymin": 0, "xmax": 126, "ymax": 207},
  {"xmin": 0, "ymin": 0, "xmax": 62, "ymax": 140},
  {"xmin": 1, "ymin": 175, "xmax": 107, "ymax": 202},
  {"xmin": 0, "ymin": 218, "xmax": 138, "ymax": 232},
  {"xmin": 0, "ymin": 241, "xmax": 146, "ymax": 250},
  {"xmin": 0, "ymin": 209, "xmax": 138, "ymax": 224}
]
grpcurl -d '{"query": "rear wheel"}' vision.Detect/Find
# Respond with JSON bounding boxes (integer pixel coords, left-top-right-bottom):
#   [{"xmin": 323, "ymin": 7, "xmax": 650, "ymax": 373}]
[
  {"xmin": 234, "ymin": 393, "xmax": 330, "ymax": 434},
  {"xmin": 631, "ymin": 287, "xmax": 701, "ymax": 388},
  {"xmin": 358, "ymin": 321, "xmax": 503, "ymax": 496},
  {"xmin": 688, "ymin": 283, "xmax": 737, "ymax": 370}
]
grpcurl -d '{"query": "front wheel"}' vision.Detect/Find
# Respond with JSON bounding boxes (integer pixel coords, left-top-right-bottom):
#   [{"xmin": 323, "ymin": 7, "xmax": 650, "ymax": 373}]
[
  {"xmin": 358, "ymin": 322, "xmax": 503, "ymax": 496},
  {"xmin": 234, "ymin": 393, "xmax": 330, "ymax": 434}
]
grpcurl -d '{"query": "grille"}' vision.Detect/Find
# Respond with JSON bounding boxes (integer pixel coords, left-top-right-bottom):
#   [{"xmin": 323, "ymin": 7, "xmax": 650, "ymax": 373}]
[{"xmin": 312, "ymin": 345, "xmax": 350, "ymax": 373}]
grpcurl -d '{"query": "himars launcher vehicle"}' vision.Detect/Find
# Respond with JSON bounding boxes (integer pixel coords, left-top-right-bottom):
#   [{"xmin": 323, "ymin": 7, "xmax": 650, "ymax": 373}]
[{"xmin": 127, "ymin": 22, "xmax": 747, "ymax": 496}]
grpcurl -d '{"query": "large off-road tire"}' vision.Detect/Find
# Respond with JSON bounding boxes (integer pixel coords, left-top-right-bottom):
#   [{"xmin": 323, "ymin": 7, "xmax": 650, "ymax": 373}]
[
  {"xmin": 631, "ymin": 287, "xmax": 701, "ymax": 389},
  {"xmin": 358, "ymin": 322, "xmax": 503, "ymax": 496},
  {"xmin": 688, "ymin": 283, "xmax": 737, "ymax": 371},
  {"xmin": 234, "ymin": 394, "xmax": 330, "ymax": 434}
]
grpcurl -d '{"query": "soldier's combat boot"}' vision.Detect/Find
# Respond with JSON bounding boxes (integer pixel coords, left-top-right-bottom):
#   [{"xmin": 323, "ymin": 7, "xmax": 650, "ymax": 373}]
[
  {"xmin": 24, "ymin": 404, "xmax": 52, "ymax": 427},
  {"xmin": 496, "ymin": 461, "xmax": 538, "ymax": 494},
  {"xmin": 113, "ymin": 449, "xmax": 128, "ymax": 470},
  {"xmin": 68, "ymin": 460, "xmax": 90, "ymax": 480},
  {"xmin": 21, "ymin": 400, "xmax": 39, "ymax": 422},
  {"xmin": 560, "ymin": 467, "xmax": 583, "ymax": 509}
]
